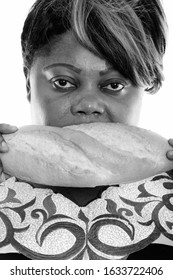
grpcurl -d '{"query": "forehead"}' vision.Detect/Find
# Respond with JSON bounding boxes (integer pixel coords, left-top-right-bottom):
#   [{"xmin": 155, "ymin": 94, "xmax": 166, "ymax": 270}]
[{"xmin": 37, "ymin": 31, "xmax": 110, "ymax": 72}]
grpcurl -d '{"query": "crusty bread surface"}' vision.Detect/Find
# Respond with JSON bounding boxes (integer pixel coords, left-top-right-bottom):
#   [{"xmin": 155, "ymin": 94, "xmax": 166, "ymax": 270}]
[{"xmin": 1, "ymin": 123, "xmax": 172, "ymax": 187}]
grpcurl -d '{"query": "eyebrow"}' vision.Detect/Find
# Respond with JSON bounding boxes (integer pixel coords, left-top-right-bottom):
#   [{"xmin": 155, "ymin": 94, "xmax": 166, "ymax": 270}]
[
  {"xmin": 99, "ymin": 67, "xmax": 115, "ymax": 76},
  {"xmin": 43, "ymin": 63, "xmax": 82, "ymax": 74},
  {"xmin": 43, "ymin": 63, "xmax": 116, "ymax": 76}
]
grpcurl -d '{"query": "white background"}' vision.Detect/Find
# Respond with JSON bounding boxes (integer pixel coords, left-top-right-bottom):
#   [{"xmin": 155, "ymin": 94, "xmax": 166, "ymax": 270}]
[{"xmin": 0, "ymin": 0, "xmax": 172, "ymax": 138}]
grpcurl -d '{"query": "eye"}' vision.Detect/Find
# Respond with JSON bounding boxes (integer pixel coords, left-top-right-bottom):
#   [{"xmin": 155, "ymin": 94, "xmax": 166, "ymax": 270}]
[
  {"xmin": 51, "ymin": 78, "xmax": 77, "ymax": 91},
  {"xmin": 101, "ymin": 81, "xmax": 125, "ymax": 95}
]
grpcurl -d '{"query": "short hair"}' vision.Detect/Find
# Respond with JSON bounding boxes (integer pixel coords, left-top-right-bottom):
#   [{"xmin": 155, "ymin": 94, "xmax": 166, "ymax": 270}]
[{"xmin": 21, "ymin": 0, "xmax": 167, "ymax": 93}]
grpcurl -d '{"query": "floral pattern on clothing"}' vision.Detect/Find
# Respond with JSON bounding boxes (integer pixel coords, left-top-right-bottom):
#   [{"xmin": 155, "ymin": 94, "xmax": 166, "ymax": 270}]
[{"xmin": 0, "ymin": 172, "xmax": 173, "ymax": 259}]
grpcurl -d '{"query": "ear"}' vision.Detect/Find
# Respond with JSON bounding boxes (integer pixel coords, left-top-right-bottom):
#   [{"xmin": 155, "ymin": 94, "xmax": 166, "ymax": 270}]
[{"xmin": 26, "ymin": 75, "xmax": 31, "ymax": 102}]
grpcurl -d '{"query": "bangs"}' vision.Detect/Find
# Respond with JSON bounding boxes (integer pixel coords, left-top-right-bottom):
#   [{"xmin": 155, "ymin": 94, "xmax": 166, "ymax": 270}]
[
  {"xmin": 71, "ymin": 0, "xmax": 167, "ymax": 92},
  {"xmin": 21, "ymin": 0, "xmax": 167, "ymax": 93}
]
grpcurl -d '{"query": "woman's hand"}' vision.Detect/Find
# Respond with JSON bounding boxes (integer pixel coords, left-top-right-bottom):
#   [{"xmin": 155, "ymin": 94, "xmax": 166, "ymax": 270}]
[
  {"xmin": 166, "ymin": 139, "xmax": 173, "ymax": 160},
  {"xmin": 0, "ymin": 124, "xmax": 18, "ymax": 181}
]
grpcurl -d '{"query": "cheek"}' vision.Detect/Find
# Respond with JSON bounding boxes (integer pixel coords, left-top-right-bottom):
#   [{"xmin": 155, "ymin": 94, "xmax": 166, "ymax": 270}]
[
  {"xmin": 107, "ymin": 90, "xmax": 144, "ymax": 125},
  {"xmin": 30, "ymin": 73, "xmax": 71, "ymax": 125},
  {"xmin": 124, "ymin": 91, "xmax": 144, "ymax": 125},
  {"xmin": 30, "ymin": 94, "xmax": 48, "ymax": 125},
  {"xmin": 31, "ymin": 92, "xmax": 71, "ymax": 127},
  {"xmin": 31, "ymin": 95, "xmax": 71, "ymax": 126}
]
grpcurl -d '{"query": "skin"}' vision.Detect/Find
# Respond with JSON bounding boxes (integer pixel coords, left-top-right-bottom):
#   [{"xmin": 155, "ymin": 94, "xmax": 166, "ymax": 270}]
[
  {"xmin": 29, "ymin": 31, "xmax": 145, "ymax": 127},
  {"xmin": 0, "ymin": 31, "xmax": 173, "ymax": 248},
  {"xmin": 0, "ymin": 31, "xmax": 173, "ymax": 199}
]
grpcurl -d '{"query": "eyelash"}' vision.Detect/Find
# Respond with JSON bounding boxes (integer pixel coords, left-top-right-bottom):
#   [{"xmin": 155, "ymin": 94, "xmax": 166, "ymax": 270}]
[
  {"xmin": 50, "ymin": 77, "xmax": 126, "ymax": 94},
  {"xmin": 100, "ymin": 82, "xmax": 125, "ymax": 94},
  {"xmin": 51, "ymin": 78, "xmax": 77, "ymax": 91}
]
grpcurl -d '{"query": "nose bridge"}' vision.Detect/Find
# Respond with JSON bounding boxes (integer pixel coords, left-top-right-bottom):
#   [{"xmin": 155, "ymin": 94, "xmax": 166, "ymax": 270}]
[
  {"xmin": 81, "ymin": 90, "xmax": 99, "ymax": 103},
  {"xmin": 71, "ymin": 86, "xmax": 105, "ymax": 115}
]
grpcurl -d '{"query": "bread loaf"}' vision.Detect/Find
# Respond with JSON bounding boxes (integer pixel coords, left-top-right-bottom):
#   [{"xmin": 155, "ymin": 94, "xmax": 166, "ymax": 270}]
[{"xmin": 1, "ymin": 123, "xmax": 172, "ymax": 188}]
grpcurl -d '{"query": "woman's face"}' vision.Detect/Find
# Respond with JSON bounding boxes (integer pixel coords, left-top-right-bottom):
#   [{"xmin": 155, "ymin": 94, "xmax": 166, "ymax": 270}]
[{"xmin": 29, "ymin": 31, "xmax": 145, "ymax": 127}]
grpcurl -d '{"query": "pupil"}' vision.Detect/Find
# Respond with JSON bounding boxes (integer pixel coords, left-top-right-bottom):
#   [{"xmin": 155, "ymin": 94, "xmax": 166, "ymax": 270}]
[
  {"xmin": 111, "ymin": 83, "xmax": 118, "ymax": 89},
  {"xmin": 59, "ymin": 80, "xmax": 67, "ymax": 86}
]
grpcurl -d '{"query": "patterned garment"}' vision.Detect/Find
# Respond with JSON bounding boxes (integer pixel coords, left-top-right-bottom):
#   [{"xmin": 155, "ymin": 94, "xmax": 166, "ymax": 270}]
[{"xmin": 0, "ymin": 171, "xmax": 173, "ymax": 260}]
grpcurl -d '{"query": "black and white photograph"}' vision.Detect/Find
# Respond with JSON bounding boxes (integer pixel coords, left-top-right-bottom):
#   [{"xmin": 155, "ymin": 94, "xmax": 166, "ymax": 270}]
[{"xmin": 0, "ymin": 0, "xmax": 172, "ymax": 277}]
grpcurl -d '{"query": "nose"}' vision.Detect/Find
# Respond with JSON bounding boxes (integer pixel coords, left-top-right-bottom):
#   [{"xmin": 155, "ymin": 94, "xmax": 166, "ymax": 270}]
[{"xmin": 71, "ymin": 94, "xmax": 105, "ymax": 116}]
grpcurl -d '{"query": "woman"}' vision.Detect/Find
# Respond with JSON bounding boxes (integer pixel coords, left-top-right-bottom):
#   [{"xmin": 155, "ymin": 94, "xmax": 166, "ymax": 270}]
[{"xmin": 0, "ymin": 0, "xmax": 173, "ymax": 259}]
